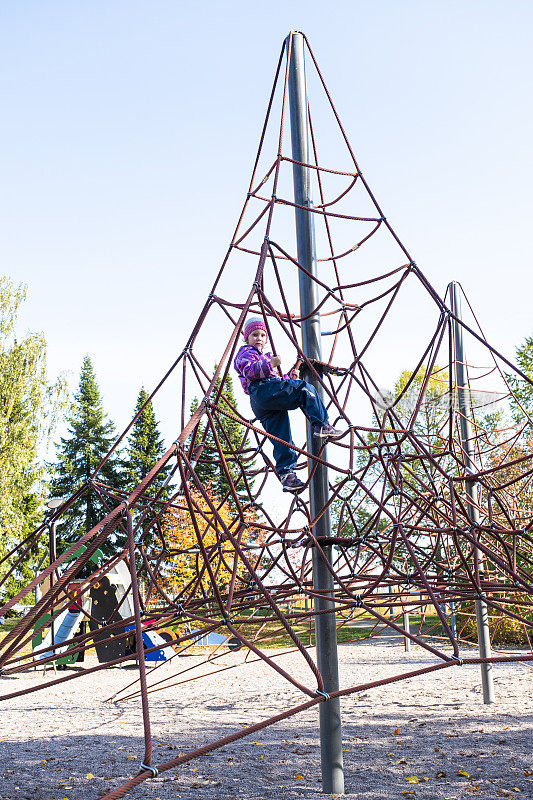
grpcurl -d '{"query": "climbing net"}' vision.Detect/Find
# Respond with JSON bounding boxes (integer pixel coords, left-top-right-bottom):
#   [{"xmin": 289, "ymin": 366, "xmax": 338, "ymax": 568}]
[{"xmin": 1, "ymin": 32, "xmax": 532, "ymax": 800}]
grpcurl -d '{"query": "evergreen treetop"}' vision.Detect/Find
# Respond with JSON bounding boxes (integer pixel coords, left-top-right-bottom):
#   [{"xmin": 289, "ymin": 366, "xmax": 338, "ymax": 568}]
[
  {"xmin": 192, "ymin": 369, "xmax": 253, "ymax": 504},
  {"xmin": 123, "ymin": 387, "xmax": 172, "ymax": 501},
  {"xmin": 50, "ymin": 356, "xmax": 120, "ymax": 554}
]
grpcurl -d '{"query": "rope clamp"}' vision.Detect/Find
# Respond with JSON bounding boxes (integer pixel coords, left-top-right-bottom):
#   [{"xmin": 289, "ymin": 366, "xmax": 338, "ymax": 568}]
[
  {"xmin": 141, "ymin": 762, "xmax": 159, "ymax": 778},
  {"xmin": 451, "ymin": 656, "xmax": 463, "ymax": 666},
  {"xmin": 315, "ymin": 690, "xmax": 330, "ymax": 701}
]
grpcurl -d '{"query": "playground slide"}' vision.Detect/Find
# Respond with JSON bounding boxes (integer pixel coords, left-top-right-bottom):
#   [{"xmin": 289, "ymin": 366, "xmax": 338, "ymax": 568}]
[
  {"xmin": 35, "ymin": 609, "xmax": 83, "ymax": 661},
  {"xmin": 124, "ymin": 624, "xmax": 175, "ymax": 661}
]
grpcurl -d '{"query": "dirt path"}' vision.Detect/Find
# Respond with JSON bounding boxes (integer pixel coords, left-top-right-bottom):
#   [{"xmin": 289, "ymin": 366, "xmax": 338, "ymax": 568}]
[{"xmin": 1, "ymin": 639, "xmax": 532, "ymax": 800}]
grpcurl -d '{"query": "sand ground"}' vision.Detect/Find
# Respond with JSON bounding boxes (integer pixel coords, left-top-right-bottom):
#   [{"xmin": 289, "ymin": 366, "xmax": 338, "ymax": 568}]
[{"xmin": 1, "ymin": 638, "xmax": 532, "ymax": 800}]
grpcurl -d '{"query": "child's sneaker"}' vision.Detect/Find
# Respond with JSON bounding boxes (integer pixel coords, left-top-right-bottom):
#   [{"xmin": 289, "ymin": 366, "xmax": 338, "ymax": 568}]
[
  {"xmin": 313, "ymin": 423, "xmax": 344, "ymax": 440},
  {"xmin": 280, "ymin": 472, "xmax": 305, "ymax": 493}
]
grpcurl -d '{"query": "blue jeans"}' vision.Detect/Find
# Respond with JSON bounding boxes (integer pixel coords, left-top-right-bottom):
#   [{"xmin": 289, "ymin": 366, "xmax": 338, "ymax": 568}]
[{"xmin": 248, "ymin": 378, "xmax": 328, "ymax": 476}]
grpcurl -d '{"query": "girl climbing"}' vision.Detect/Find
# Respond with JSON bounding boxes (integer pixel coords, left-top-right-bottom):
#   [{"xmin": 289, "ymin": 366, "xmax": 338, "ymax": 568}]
[{"xmin": 233, "ymin": 317, "xmax": 343, "ymax": 492}]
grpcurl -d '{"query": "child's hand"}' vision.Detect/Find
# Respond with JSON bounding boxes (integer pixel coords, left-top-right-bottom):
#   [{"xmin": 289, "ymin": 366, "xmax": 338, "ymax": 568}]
[{"xmin": 270, "ymin": 355, "xmax": 281, "ymax": 368}]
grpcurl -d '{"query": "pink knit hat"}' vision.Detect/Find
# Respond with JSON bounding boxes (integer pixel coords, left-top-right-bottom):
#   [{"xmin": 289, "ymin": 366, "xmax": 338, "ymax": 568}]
[{"xmin": 243, "ymin": 317, "xmax": 268, "ymax": 341}]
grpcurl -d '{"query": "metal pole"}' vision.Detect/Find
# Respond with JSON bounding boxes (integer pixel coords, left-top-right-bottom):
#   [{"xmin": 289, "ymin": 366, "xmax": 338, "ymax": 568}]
[
  {"xmin": 403, "ymin": 611, "xmax": 411, "ymax": 652},
  {"xmin": 49, "ymin": 521, "xmax": 56, "ymax": 653},
  {"xmin": 449, "ymin": 281, "xmax": 495, "ymax": 704},
  {"xmin": 287, "ymin": 31, "xmax": 344, "ymax": 794}
]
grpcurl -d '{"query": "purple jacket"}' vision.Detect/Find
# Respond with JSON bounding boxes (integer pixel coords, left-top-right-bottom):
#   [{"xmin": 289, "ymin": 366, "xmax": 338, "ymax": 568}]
[{"xmin": 234, "ymin": 345, "xmax": 285, "ymax": 395}]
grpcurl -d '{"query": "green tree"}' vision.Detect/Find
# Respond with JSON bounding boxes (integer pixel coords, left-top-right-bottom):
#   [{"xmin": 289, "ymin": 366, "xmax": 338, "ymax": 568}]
[
  {"xmin": 334, "ymin": 366, "xmax": 450, "ymax": 533},
  {"xmin": 49, "ymin": 356, "xmax": 121, "ymax": 555},
  {"xmin": 0, "ymin": 276, "xmax": 67, "ymax": 601},
  {"xmin": 191, "ymin": 370, "xmax": 252, "ymax": 505},
  {"xmin": 123, "ymin": 386, "xmax": 172, "ymax": 504},
  {"xmin": 506, "ymin": 336, "xmax": 533, "ymax": 424}
]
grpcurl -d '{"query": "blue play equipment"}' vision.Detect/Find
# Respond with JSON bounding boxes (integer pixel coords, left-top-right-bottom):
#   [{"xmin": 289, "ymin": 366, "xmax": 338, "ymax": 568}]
[{"xmin": 124, "ymin": 623, "xmax": 174, "ymax": 662}]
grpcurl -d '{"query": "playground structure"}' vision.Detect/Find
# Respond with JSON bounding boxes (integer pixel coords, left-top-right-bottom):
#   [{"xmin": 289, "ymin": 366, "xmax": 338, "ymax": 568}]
[{"xmin": 1, "ymin": 31, "xmax": 532, "ymax": 800}]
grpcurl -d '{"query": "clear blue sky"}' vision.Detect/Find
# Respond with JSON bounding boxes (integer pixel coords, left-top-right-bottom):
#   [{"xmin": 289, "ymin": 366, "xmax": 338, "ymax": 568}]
[{"xmin": 2, "ymin": 0, "xmax": 532, "ymax": 450}]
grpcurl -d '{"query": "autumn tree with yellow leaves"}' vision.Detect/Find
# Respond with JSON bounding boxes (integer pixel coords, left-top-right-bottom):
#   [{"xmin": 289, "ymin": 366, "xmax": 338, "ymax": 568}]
[{"xmin": 161, "ymin": 487, "xmax": 261, "ymax": 600}]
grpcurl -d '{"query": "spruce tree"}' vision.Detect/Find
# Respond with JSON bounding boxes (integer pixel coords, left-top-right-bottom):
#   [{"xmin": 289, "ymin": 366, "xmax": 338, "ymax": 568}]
[
  {"xmin": 123, "ymin": 387, "xmax": 172, "ymax": 502},
  {"xmin": 50, "ymin": 356, "xmax": 120, "ymax": 555},
  {"xmin": 192, "ymin": 370, "xmax": 252, "ymax": 504}
]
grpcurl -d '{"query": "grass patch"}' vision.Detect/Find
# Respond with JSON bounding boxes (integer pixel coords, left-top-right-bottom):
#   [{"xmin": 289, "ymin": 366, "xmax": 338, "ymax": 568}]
[{"xmin": 238, "ymin": 621, "xmax": 371, "ymax": 649}]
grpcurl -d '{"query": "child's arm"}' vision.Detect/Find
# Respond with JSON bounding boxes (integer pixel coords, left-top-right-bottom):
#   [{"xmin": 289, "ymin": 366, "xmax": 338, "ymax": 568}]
[{"xmin": 236, "ymin": 348, "xmax": 273, "ymax": 381}]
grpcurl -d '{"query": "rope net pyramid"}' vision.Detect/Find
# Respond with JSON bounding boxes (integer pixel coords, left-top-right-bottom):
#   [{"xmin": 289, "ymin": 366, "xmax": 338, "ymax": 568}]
[{"xmin": 1, "ymin": 32, "xmax": 532, "ymax": 799}]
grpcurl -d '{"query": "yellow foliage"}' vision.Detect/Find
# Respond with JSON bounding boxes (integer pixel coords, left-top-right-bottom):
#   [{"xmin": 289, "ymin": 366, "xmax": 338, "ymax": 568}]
[{"xmin": 161, "ymin": 488, "xmax": 257, "ymax": 599}]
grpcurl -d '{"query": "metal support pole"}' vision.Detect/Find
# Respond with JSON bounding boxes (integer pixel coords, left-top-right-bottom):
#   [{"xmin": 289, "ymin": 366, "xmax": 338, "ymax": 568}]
[
  {"xmin": 403, "ymin": 611, "xmax": 411, "ymax": 652},
  {"xmin": 450, "ymin": 281, "xmax": 495, "ymax": 704},
  {"xmin": 287, "ymin": 31, "xmax": 344, "ymax": 794},
  {"xmin": 49, "ymin": 521, "xmax": 56, "ymax": 653}
]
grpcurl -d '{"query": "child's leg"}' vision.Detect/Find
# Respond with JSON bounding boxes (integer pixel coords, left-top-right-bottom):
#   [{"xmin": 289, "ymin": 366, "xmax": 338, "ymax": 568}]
[
  {"xmin": 249, "ymin": 383, "xmax": 298, "ymax": 476},
  {"xmin": 291, "ymin": 379, "xmax": 328, "ymax": 427},
  {"xmin": 251, "ymin": 378, "xmax": 328, "ymax": 427},
  {"xmin": 260, "ymin": 410, "xmax": 298, "ymax": 476}
]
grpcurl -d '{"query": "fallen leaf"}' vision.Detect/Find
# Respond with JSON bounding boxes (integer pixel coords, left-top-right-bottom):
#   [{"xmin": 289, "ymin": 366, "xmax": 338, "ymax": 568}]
[
  {"xmin": 401, "ymin": 792, "xmax": 415, "ymax": 796},
  {"xmin": 86, "ymin": 773, "xmax": 94, "ymax": 779},
  {"xmin": 394, "ymin": 728, "xmax": 400, "ymax": 735},
  {"xmin": 436, "ymin": 771, "xmax": 447, "ymax": 778},
  {"xmin": 459, "ymin": 771, "xmax": 470, "ymax": 777},
  {"xmin": 295, "ymin": 774, "xmax": 304, "ymax": 780},
  {"xmin": 525, "ymin": 771, "xmax": 533, "ymax": 777},
  {"xmin": 405, "ymin": 776, "xmax": 419, "ymax": 783},
  {"xmin": 126, "ymin": 756, "xmax": 136, "ymax": 761}
]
